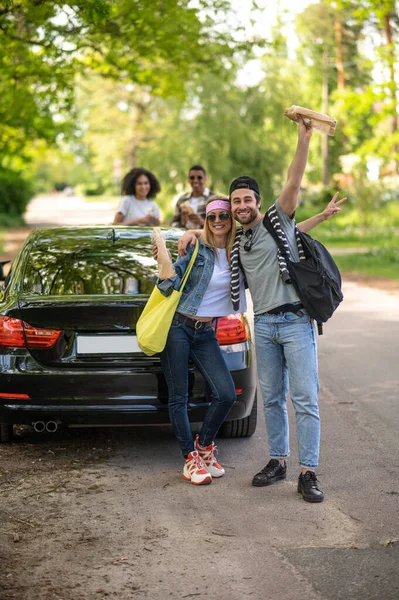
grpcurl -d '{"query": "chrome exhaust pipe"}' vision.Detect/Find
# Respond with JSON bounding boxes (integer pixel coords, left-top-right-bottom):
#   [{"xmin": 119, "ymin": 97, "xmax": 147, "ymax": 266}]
[
  {"xmin": 33, "ymin": 421, "xmax": 46, "ymax": 433},
  {"xmin": 45, "ymin": 421, "xmax": 58, "ymax": 433}
]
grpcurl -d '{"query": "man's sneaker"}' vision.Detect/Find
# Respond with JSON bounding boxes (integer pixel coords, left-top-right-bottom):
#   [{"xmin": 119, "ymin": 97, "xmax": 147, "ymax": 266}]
[
  {"xmin": 297, "ymin": 471, "xmax": 324, "ymax": 503},
  {"xmin": 183, "ymin": 450, "xmax": 212, "ymax": 485},
  {"xmin": 252, "ymin": 458, "xmax": 287, "ymax": 487},
  {"xmin": 195, "ymin": 435, "xmax": 225, "ymax": 478}
]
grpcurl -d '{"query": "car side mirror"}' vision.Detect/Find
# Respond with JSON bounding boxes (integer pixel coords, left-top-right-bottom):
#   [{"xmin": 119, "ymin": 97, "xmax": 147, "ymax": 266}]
[{"xmin": 0, "ymin": 261, "xmax": 10, "ymax": 281}]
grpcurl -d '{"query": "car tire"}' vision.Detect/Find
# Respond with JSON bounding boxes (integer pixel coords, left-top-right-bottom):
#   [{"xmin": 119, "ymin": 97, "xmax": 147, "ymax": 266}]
[
  {"xmin": 220, "ymin": 394, "xmax": 257, "ymax": 438},
  {"xmin": 0, "ymin": 423, "xmax": 14, "ymax": 443}
]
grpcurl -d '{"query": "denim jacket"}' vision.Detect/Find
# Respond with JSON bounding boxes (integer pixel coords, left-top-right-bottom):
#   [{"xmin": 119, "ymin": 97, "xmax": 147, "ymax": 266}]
[{"xmin": 157, "ymin": 241, "xmax": 216, "ymax": 316}]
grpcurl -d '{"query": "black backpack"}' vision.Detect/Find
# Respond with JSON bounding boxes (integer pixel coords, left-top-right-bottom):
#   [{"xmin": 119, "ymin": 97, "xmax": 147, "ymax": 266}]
[{"xmin": 263, "ymin": 214, "xmax": 343, "ymax": 334}]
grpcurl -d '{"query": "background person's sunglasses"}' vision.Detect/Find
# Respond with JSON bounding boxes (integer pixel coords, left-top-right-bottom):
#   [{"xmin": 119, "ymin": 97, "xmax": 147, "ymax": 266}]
[
  {"xmin": 206, "ymin": 212, "xmax": 231, "ymax": 222},
  {"xmin": 189, "ymin": 175, "xmax": 204, "ymax": 180}
]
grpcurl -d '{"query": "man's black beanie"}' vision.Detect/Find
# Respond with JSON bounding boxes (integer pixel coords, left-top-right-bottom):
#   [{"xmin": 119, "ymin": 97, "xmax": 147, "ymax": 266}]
[{"xmin": 229, "ymin": 176, "xmax": 260, "ymax": 197}]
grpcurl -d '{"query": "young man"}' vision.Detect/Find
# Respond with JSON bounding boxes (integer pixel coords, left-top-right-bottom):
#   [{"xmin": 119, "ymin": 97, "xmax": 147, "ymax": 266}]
[
  {"xmin": 178, "ymin": 118, "xmax": 346, "ymax": 502},
  {"xmin": 171, "ymin": 165, "xmax": 215, "ymax": 229}
]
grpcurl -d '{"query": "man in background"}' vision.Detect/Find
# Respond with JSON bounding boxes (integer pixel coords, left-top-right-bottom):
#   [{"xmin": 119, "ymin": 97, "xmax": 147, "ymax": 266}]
[{"xmin": 171, "ymin": 165, "xmax": 215, "ymax": 229}]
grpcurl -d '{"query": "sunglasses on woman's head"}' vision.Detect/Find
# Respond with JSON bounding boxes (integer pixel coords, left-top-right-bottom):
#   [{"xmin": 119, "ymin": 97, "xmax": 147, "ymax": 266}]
[{"xmin": 206, "ymin": 212, "xmax": 231, "ymax": 222}]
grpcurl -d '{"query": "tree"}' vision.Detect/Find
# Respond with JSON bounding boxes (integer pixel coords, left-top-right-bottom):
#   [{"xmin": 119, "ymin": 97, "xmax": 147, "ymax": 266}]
[
  {"xmin": 296, "ymin": 0, "xmax": 369, "ymax": 183},
  {"xmin": 330, "ymin": 0, "xmax": 399, "ymax": 172},
  {"xmin": 0, "ymin": 0, "xmax": 253, "ymax": 167}
]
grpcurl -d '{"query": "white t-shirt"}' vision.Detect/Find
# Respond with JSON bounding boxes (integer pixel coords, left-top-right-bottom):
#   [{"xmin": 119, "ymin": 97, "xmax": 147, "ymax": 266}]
[
  {"xmin": 196, "ymin": 248, "xmax": 247, "ymax": 317},
  {"xmin": 189, "ymin": 197, "xmax": 199, "ymax": 214},
  {"xmin": 117, "ymin": 195, "xmax": 161, "ymax": 223}
]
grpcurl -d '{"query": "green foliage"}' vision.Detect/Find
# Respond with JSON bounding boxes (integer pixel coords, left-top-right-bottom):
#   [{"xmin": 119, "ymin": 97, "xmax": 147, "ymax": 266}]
[
  {"xmin": 299, "ymin": 187, "xmax": 342, "ymax": 212},
  {"xmin": 335, "ymin": 245, "xmax": 399, "ymax": 280},
  {"xmin": 2, "ymin": 0, "xmax": 398, "ymax": 221},
  {"xmin": 296, "ymin": 199, "xmax": 399, "ymax": 249},
  {"xmin": 0, "ymin": 0, "xmax": 253, "ymax": 167},
  {"xmin": 297, "ymin": 1, "xmax": 366, "ymax": 90},
  {"xmin": 133, "ymin": 66, "xmax": 302, "ymax": 218},
  {"xmin": 343, "ymin": 165, "xmax": 389, "ymax": 226},
  {"xmin": 328, "ymin": 0, "xmax": 399, "ymax": 169},
  {"xmin": 0, "ymin": 168, "xmax": 32, "ymax": 220}
]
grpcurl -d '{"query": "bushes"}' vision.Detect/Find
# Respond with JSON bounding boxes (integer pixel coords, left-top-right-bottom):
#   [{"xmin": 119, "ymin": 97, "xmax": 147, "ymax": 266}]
[
  {"xmin": 335, "ymin": 244, "xmax": 399, "ymax": 280},
  {"xmin": 0, "ymin": 169, "xmax": 33, "ymax": 224}
]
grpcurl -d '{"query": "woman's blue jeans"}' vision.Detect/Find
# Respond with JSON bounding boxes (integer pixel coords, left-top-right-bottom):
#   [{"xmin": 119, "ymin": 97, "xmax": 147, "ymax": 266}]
[
  {"xmin": 160, "ymin": 318, "xmax": 236, "ymax": 458},
  {"xmin": 254, "ymin": 310, "xmax": 320, "ymax": 469}
]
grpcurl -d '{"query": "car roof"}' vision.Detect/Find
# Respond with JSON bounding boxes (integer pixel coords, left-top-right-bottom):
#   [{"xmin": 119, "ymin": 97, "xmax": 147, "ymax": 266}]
[{"xmin": 30, "ymin": 226, "xmax": 183, "ymax": 242}]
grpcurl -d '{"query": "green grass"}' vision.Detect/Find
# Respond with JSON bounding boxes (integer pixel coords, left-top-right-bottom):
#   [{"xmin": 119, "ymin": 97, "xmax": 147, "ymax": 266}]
[
  {"xmin": 313, "ymin": 228, "xmax": 398, "ymax": 249},
  {"xmin": 296, "ymin": 202, "xmax": 399, "ymax": 281},
  {"xmin": 297, "ymin": 201, "xmax": 399, "ymax": 251},
  {"xmin": 334, "ymin": 247, "xmax": 399, "ymax": 281},
  {"xmin": 296, "ymin": 200, "xmax": 399, "ymax": 228},
  {"xmin": 0, "ymin": 213, "xmax": 26, "ymax": 228}
]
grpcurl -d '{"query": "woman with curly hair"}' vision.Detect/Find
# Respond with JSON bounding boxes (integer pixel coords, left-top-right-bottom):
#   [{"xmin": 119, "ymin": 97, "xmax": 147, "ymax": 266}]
[{"xmin": 113, "ymin": 167, "xmax": 162, "ymax": 226}]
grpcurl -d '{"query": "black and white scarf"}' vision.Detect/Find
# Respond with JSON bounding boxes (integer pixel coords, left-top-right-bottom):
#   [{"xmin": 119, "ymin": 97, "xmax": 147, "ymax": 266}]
[
  {"xmin": 266, "ymin": 204, "xmax": 306, "ymax": 282},
  {"xmin": 230, "ymin": 206, "xmax": 306, "ymax": 311},
  {"xmin": 230, "ymin": 227, "xmax": 244, "ymax": 311}
]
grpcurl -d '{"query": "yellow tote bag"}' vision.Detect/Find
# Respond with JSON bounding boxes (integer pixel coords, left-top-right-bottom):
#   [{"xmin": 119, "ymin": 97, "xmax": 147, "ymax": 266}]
[{"xmin": 136, "ymin": 241, "xmax": 199, "ymax": 356}]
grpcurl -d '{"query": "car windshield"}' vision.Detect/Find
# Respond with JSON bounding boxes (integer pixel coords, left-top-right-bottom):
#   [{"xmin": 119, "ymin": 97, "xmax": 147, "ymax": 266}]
[{"xmin": 22, "ymin": 232, "xmax": 160, "ymax": 296}]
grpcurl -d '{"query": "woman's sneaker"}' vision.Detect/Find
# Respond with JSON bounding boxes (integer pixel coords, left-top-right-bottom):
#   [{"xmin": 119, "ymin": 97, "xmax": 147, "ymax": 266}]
[
  {"xmin": 195, "ymin": 435, "xmax": 225, "ymax": 478},
  {"xmin": 183, "ymin": 450, "xmax": 212, "ymax": 485}
]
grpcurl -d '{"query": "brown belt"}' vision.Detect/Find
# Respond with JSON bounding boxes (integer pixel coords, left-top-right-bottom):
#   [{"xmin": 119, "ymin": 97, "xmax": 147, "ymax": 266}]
[{"xmin": 174, "ymin": 313, "xmax": 214, "ymax": 330}]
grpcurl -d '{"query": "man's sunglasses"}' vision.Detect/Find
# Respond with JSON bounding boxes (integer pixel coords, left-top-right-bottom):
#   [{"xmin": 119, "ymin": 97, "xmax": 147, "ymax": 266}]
[
  {"xmin": 206, "ymin": 212, "xmax": 231, "ymax": 222},
  {"xmin": 243, "ymin": 228, "xmax": 253, "ymax": 251},
  {"xmin": 189, "ymin": 175, "xmax": 204, "ymax": 181}
]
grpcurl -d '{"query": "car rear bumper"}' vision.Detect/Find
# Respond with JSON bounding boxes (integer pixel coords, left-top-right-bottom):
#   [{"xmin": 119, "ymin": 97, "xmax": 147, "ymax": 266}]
[
  {"xmin": 0, "ymin": 341, "xmax": 257, "ymax": 427},
  {"xmin": 0, "ymin": 396, "xmax": 253, "ymax": 426},
  {"xmin": 0, "ymin": 368, "xmax": 256, "ymax": 426}
]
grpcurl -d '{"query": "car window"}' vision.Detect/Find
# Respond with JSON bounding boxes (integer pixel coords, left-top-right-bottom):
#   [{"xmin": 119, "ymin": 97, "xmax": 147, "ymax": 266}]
[{"xmin": 23, "ymin": 238, "xmax": 159, "ymax": 296}]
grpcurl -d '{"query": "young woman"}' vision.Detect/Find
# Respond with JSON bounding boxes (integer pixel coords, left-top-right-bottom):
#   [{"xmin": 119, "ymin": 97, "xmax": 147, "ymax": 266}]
[
  {"xmin": 157, "ymin": 196, "xmax": 246, "ymax": 485},
  {"xmin": 113, "ymin": 167, "xmax": 161, "ymax": 226}
]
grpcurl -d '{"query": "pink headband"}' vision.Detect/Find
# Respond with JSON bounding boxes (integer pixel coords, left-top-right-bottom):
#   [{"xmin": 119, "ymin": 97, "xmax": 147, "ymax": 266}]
[{"xmin": 206, "ymin": 200, "xmax": 231, "ymax": 214}]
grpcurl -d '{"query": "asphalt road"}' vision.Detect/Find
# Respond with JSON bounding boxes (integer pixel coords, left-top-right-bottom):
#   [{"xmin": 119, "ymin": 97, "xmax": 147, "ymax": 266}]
[
  {"xmin": 1, "ymin": 285, "xmax": 397, "ymax": 600},
  {"xmin": 0, "ymin": 196, "xmax": 398, "ymax": 599}
]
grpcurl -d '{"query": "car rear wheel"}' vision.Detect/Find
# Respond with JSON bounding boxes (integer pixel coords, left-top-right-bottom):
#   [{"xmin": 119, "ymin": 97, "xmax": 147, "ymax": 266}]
[
  {"xmin": 220, "ymin": 394, "xmax": 257, "ymax": 438},
  {"xmin": 0, "ymin": 423, "xmax": 14, "ymax": 443}
]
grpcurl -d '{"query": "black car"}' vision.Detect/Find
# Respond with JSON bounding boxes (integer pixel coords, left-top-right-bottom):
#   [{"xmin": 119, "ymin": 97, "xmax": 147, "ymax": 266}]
[{"xmin": 0, "ymin": 226, "xmax": 257, "ymax": 443}]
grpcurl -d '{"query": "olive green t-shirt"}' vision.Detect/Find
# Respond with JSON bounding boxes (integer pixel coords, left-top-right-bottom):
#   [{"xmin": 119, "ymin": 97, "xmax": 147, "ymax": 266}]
[{"xmin": 239, "ymin": 200, "xmax": 301, "ymax": 315}]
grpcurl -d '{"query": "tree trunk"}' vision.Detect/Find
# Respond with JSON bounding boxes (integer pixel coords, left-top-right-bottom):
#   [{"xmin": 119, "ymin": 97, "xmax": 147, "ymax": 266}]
[
  {"xmin": 322, "ymin": 50, "xmax": 330, "ymax": 186},
  {"xmin": 127, "ymin": 96, "xmax": 152, "ymax": 170},
  {"xmin": 334, "ymin": 17, "xmax": 348, "ymax": 149},
  {"xmin": 384, "ymin": 13, "xmax": 398, "ymax": 173},
  {"xmin": 334, "ymin": 19, "xmax": 346, "ymax": 91}
]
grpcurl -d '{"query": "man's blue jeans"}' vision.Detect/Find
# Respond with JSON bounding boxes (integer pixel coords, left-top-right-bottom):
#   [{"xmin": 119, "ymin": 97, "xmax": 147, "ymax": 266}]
[
  {"xmin": 160, "ymin": 319, "xmax": 236, "ymax": 458},
  {"xmin": 254, "ymin": 310, "xmax": 320, "ymax": 469}
]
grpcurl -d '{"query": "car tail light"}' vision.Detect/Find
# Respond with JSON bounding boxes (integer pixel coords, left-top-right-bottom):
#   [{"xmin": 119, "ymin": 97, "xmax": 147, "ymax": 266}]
[
  {"xmin": 215, "ymin": 314, "xmax": 248, "ymax": 346},
  {"xmin": 0, "ymin": 393, "xmax": 30, "ymax": 399},
  {"xmin": 0, "ymin": 317, "xmax": 62, "ymax": 348}
]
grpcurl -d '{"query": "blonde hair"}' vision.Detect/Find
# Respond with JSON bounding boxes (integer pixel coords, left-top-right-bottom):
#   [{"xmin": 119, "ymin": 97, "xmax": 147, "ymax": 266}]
[{"xmin": 201, "ymin": 195, "xmax": 236, "ymax": 262}]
